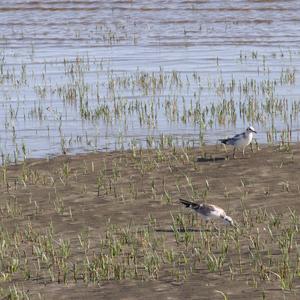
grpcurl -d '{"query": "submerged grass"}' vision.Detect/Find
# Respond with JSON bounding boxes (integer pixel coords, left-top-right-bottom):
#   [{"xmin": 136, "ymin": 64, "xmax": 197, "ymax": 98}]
[{"xmin": 1, "ymin": 49, "xmax": 300, "ymax": 163}]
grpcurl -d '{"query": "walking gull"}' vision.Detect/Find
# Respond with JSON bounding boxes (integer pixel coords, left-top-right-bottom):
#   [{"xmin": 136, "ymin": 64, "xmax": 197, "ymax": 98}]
[{"xmin": 219, "ymin": 126, "xmax": 257, "ymax": 158}]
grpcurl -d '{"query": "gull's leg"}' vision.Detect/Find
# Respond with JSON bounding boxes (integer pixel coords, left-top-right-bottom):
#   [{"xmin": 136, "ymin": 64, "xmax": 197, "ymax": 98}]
[
  {"xmin": 242, "ymin": 147, "xmax": 245, "ymax": 157},
  {"xmin": 212, "ymin": 221, "xmax": 218, "ymax": 231},
  {"xmin": 204, "ymin": 219, "xmax": 210, "ymax": 230},
  {"xmin": 233, "ymin": 147, "xmax": 236, "ymax": 159},
  {"xmin": 221, "ymin": 144, "xmax": 227, "ymax": 155}
]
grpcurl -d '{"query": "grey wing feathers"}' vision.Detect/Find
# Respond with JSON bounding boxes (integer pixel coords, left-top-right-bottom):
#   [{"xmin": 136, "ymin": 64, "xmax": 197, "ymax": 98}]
[
  {"xmin": 220, "ymin": 137, "xmax": 235, "ymax": 145},
  {"xmin": 197, "ymin": 203, "xmax": 218, "ymax": 216},
  {"xmin": 179, "ymin": 199, "xmax": 215, "ymax": 216},
  {"xmin": 179, "ymin": 199, "xmax": 229, "ymax": 222},
  {"xmin": 220, "ymin": 132, "xmax": 244, "ymax": 145},
  {"xmin": 232, "ymin": 132, "xmax": 245, "ymax": 140}
]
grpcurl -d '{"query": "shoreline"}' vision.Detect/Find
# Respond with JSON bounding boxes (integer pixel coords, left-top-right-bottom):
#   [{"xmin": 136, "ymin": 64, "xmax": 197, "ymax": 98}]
[{"xmin": 2, "ymin": 140, "xmax": 283, "ymax": 166}]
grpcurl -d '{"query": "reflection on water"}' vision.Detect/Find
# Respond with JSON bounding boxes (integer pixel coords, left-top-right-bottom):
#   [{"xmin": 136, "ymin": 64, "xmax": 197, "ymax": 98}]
[{"xmin": 0, "ymin": 0, "xmax": 300, "ymax": 160}]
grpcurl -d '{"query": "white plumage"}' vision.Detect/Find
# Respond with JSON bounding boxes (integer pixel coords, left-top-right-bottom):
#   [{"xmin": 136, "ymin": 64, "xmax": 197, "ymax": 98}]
[
  {"xmin": 219, "ymin": 126, "xmax": 257, "ymax": 158},
  {"xmin": 179, "ymin": 198, "xmax": 234, "ymax": 226}
]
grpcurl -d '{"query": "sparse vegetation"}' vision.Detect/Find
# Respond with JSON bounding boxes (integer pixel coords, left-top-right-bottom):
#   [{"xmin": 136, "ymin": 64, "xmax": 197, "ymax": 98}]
[
  {"xmin": 1, "ymin": 1, "xmax": 300, "ymax": 299},
  {"xmin": 0, "ymin": 146, "xmax": 300, "ymax": 298}
]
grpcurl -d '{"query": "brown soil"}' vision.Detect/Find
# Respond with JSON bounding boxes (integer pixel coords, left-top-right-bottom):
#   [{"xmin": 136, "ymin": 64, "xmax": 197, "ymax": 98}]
[{"xmin": 0, "ymin": 144, "xmax": 300, "ymax": 299}]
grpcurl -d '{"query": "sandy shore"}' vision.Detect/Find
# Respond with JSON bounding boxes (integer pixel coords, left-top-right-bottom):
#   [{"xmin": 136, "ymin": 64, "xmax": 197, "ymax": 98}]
[{"xmin": 0, "ymin": 144, "xmax": 300, "ymax": 299}]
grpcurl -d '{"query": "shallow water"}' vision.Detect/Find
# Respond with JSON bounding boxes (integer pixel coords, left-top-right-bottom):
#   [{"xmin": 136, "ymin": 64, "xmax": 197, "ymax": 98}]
[{"xmin": 1, "ymin": 0, "xmax": 300, "ymax": 160}]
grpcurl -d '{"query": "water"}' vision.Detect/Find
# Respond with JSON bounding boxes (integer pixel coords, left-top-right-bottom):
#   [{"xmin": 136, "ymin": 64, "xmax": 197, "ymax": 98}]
[{"xmin": 1, "ymin": 0, "xmax": 300, "ymax": 160}]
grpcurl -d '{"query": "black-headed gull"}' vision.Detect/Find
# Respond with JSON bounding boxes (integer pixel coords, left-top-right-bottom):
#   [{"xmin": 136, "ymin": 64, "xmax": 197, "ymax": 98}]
[
  {"xmin": 220, "ymin": 126, "xmax": 257, "ymax": 158},
  {"xmin": 179, "ymin": 198, "xmax": 234, "ymax": 226}
]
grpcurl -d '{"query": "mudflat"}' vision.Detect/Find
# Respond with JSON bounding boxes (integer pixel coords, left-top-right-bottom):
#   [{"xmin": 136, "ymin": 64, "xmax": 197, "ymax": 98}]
[{"xmin": 1, "ymin": 144, "xmax": 300, "ymax": 299}]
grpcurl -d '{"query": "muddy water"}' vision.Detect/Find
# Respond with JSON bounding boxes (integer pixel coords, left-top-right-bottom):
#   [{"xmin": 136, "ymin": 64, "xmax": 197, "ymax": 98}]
[{"xmin": 0, "ymin": 0, "xmax": 300, "ymax": 159}]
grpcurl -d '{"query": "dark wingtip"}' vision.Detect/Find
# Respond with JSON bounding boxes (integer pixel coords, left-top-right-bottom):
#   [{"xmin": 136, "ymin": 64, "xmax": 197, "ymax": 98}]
[{"xmin": 179, "ymin": 198, "xmax": 190, "ymax": 207}]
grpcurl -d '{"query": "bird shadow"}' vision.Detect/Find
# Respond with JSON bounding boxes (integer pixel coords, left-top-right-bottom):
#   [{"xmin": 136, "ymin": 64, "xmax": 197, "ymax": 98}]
[
  {"xmin": 155, "ymin": 227, "xmax": 214, "ymax": 233},
  {"xmin": 196, "ymin": 156, "xmax": 226, "ymax": 163}
]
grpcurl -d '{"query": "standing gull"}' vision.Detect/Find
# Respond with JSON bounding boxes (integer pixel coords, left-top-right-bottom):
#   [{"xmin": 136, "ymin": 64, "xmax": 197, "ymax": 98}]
[
  {"xmin": 219, "ymin": 126, "xmax": 257, "ymax": 158},
  {"xmin": 179, "ymin": 198, "xmax": 234, "ymax": 226}
]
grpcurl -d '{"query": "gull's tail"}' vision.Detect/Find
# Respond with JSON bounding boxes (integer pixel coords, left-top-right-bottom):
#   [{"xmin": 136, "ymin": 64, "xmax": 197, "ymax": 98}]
[
  {"xmin": 219, "ymin": 138, "xmax": 230, "ymax": 145},
  {"xmin": 179, "ymin": 198, "xmax": 199, "ymax": 209}
]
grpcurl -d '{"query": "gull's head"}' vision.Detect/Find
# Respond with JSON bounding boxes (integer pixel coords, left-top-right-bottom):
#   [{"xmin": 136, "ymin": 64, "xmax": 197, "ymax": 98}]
[
  {"xmin": 224, "ymin": 215, "xmax": 234, "ymax": 226},
  {"xmin": 246, "ymin": 126, "xmax": 257, "ymax": 134}
]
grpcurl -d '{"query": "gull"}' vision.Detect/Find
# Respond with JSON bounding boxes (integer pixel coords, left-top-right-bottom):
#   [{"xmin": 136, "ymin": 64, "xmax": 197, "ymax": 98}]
[
  {"xmin": 219, "ymin": 126, "xmax": 257, "ymax": 158},
  {"xmin": 179, "ymin": 198, "xmax": 234, "ymax": 226}
]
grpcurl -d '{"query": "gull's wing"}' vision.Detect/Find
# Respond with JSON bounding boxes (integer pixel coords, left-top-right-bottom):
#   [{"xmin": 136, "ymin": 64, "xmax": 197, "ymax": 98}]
[
  {"xmin": 231, "ymin": 132, "xmax": 245, "ymax": 140},
  {"xmin": 179, "ymin": 198, "xmax": 200, "ymax": 209},
  {"xmin": 179, "ymin": 199, "xmax": 227, "ymax": 217},
  {"xmin": 208, "ymin": 204, "xmax": 226, "ymax": 217},
  {"xmin": 220, "ymin": 132, "xmax": 245, "ymax": 145}
]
